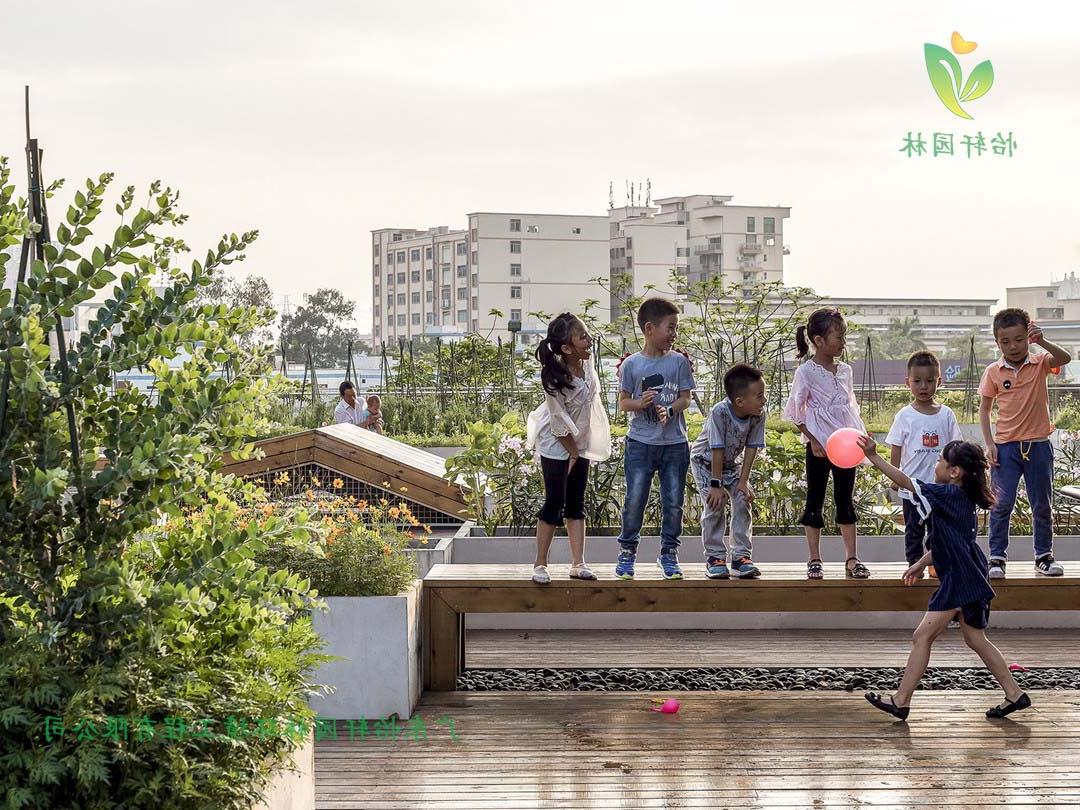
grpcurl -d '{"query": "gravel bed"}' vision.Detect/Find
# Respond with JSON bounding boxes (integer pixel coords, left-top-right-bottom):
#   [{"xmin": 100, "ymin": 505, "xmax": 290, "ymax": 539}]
[{"xmin": 458, "ymin": 667, "xmax": 1080, "ymax": 692}]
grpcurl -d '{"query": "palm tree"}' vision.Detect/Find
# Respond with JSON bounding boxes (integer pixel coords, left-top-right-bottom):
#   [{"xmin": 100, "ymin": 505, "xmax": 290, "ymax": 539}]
[{"xmin": 881, "ymin": 317, "xmax": 927, "ymax": 359}]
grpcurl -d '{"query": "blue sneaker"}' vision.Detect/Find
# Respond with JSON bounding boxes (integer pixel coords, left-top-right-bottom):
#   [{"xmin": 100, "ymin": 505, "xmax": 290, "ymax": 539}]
[
  {"xmin": 657, "ymin": 551, "xmax": 683, "ymax": 580},
  {"xmin": 615, "ymin": 549, "xmax": 636, "ymax": 580},
  {"xmin": 731, "ymin": 557, "xmax": 761, "ymax": 579},
  {"xmin": 705, "ymin": 557, "xmax": 730, "ymax": 579}
]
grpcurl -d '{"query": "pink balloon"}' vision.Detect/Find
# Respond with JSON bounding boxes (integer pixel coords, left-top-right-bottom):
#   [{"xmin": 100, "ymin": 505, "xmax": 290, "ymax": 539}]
[{"xmin": 825, "ymin": 427, "xmax": 865, "ymax": 469}]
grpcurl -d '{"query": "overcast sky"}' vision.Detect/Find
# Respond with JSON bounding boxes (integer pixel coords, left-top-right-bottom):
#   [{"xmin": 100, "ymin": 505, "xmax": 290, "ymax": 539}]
[{"xmin": 4, "ymin": 0, "xmax": 1079, "ymax": 330}]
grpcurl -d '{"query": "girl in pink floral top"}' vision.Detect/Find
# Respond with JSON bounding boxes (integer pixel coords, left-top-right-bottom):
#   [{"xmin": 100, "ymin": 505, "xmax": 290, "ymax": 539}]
[{"xmin": 782, "ymin": 307, "xmax": 869, "ymax": 580}]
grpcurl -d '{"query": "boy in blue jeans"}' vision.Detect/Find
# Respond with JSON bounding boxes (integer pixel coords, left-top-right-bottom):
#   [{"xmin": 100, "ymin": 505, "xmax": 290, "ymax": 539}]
[
  {"xmin": 614, "ymin": 298, "xmax": 695, "ymax": 580},
  {"xmin": 979, "ymin": 308, "xmax": 1071, "ymax": 578}
]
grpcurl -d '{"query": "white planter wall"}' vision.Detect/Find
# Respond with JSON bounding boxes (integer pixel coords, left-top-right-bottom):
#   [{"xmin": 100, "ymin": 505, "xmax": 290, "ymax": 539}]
[{"xmin": 310, "ymin": 581, "xmax": 421, "ymax": 720}]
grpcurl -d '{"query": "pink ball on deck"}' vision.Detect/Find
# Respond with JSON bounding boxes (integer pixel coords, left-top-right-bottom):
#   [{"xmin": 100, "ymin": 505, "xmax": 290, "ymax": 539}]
[
  {"xmin": 825, "ymin": 427, "xmax": 865, "ymax": 469},
  {"xmin": 651, "ymin": 698, "xmax": 681, "ymax": 714}
]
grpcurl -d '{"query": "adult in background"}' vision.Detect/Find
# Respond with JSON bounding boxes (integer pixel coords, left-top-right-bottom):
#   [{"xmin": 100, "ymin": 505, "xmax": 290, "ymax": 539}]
[{"xmin": 333, "ymin": 381, "xmax": 379, "ymax": 429}]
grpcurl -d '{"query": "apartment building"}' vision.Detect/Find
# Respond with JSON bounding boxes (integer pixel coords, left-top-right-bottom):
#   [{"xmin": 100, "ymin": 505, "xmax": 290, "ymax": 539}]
[
  {"xmin": 1006, "ymin": 273, "xmax": 1080, "ymax": 369},
  {"xmin": 372, "ymin": 214, "xmax": 609, "ymax": 345},
  {"xmin": 833, "ymin": 296, "xmax": 998, "ymax": 355},
  {"xmin": 607, "ymin": 194, "xmax": 791, "ymax": 320}
]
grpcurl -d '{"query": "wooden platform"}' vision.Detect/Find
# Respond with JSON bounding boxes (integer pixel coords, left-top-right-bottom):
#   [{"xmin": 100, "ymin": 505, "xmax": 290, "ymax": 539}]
[
  {"xmin": 423, "ymin": 563, "xmax": 1080, "ymax": 690},
  {"xmin": 314, "ymin": 690, "xmax": 1080, "ymax": 808},
  {"xmin": 466, "ymin": 628, "xmax": 1080, "ymax": 669},
  {"xmin": 220, "ymin": 425, "xmax": 469, "ymax": 523}
]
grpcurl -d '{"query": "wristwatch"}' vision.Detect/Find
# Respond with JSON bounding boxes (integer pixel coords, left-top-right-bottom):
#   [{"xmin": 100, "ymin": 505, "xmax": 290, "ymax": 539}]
[{"xmin": 709, "ymin": 478, "xmax": 722, "ymax": 489}]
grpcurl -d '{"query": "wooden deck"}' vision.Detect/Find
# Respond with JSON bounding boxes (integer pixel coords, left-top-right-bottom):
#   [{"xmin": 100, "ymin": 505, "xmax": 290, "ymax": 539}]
[
  {"xmin": 466, "ymin": 628, "xmax": 1080, "ymax": 669},
  {"xmin": 315, "ymin": 690, "xmax": 1080, "ymax": 808}
]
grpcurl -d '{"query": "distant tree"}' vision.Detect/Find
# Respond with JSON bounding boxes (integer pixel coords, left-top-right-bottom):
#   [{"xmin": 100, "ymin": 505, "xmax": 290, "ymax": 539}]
[
  {"xmin": 197, "ymin": 273, "xmax": 275, "ymax": 348},
  {"xmin": 881, "ymin": 317, "xmax": 927, "ymax": 359},
  {"xmin": 942, "ymin": 328, "xmax": 994, "ymax": 362},
  {"xmin": 846, "ymin": 322, "xmax": 885, "ymax": 362},
  {"xmin": 280, "ymin": 287, "xmax": 361, "ymax": 367}
]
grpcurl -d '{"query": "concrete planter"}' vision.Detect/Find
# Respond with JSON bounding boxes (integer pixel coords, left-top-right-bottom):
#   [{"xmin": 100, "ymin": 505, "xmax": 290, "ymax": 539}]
[
  {"xmin": 310, "ymin": 581, "xmax": 421, "ymax": 720},
  {"xmin": 409, "ymin": 535, "xmax": 453, "ymax": 579},
  {"xmin": 255, "ymin": 731, "xmax": 314, "ymax": 810}
]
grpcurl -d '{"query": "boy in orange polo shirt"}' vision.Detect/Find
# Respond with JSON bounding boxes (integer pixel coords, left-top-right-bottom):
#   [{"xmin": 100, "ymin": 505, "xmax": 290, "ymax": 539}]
[{"xmin": 979, "ymin": 308, "xmax": 1072, "ymax": 579}]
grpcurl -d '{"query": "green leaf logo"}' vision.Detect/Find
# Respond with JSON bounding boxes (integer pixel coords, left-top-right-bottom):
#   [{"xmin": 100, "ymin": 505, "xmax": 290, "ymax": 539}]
[{"xmin": 924, "ymin": 39, "xmax": 994, "ymax": 119}]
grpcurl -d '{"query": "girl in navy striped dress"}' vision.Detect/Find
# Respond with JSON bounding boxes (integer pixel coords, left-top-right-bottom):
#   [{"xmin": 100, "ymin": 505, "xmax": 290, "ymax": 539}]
[{"xmin": 857, "ymin": 436, "xmax": 1031, "ymax": 721}]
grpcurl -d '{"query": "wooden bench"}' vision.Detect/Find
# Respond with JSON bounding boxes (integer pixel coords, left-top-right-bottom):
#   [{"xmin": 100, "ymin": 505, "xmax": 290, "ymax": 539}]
[{"xmin": 421, "ymin": 562, "xmax": 1080, "ymax": 690}]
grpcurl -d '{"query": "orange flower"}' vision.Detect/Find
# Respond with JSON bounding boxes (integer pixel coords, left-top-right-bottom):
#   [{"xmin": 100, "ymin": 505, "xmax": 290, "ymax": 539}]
[
  {"xmin": 388, "ymin": 507, "xmax": 401, "ymax": 520},
  {"xmin": 305, "ymin": 490, "xmax": 316, "ymax": 502},
  {"xmin": 399, "ymin": 486, "xmax": 408, "ymax": 493},
  {"xmin": 261, "ymin": 504, "xmax": 275, "ymax": 517},
  {"xmin": 311, "ymin": 475, "xmax": 321, "ymax": 487},
  {"xmin": 420, "ymin": 538, "xmax": 429, "ymax": 545},
  {"xmin": 382, "ymin": 544, "xmax": 393, "ymax": 556}
]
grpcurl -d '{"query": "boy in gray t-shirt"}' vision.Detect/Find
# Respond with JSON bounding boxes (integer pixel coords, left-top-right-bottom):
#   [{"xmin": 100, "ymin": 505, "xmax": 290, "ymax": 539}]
[{"xmin": 690, "ymin": 364, "xmax": 767, "ymax": 579}]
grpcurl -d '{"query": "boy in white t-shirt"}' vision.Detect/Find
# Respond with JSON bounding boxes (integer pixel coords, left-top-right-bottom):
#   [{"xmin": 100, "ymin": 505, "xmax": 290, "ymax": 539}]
[{"xmin": 886, "ymin": 351, "xmax": 964, "ymax": 572}]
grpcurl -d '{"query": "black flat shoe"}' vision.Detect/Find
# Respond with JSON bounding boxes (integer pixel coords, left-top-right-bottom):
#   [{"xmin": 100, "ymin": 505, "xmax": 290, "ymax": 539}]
[
  {"xmin": 986, "ymin": 692, "xmax": 1031, "ymax": 719},
  {"xmin": 865, "ymin": 691, "xmax": 909, "ymax": 721}
]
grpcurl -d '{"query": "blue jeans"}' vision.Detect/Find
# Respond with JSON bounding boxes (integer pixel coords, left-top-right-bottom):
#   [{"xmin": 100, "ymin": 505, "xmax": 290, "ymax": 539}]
[
  {"xmin": 618, "ymin": 438, "xmax": 690, "ymax": 553},
  {"xmin": 989, "ymin": 440, "xmax": 1054, "ymax": 561}
]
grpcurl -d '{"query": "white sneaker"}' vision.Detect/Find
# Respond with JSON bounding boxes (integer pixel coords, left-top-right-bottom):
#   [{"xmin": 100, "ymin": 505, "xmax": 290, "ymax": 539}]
[
  {"xmin": 531, "ymin": 565, "xmax": 551, "ymax": 584},
  {"xmin": 1035, "ymin": 554, "xmax": 1064, "ymax": 577},
  {"xmin": 569, "ymin": 563, "xmax": 597, "ymax": 580},
  {"xmin": 988, "ymin": 558, "xmax": 1006, "ymax": 580}
]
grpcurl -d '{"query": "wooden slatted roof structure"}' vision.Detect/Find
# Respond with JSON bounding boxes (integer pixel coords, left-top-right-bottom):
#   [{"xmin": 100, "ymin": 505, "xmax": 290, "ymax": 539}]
[{"xmin": 221, "ymin": 424, "xmax": 470, "ymax": 527}]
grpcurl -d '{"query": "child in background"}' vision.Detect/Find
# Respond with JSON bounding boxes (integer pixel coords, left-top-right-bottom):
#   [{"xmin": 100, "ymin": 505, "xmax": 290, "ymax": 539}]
[
  {"xmin": 979, "ymin": 308, "xmax": 1071, "ymax": 579},
  {"xmin": 859, "ymin": 435, "xmax": 1030, "ymax": 721},
  {"xmin": 525, "ymin": 313, "xmax": 611, "ymax": 584},
  {"xmin": 614, "ymin": 298, "xmax": 696, "ymax": 581},
  {"xmin": 886, "ymin": 351, "xmax": 963, "ymax": 574},
  {"xmin": 690, "ymin": 364, "xmax": 766, "ymax": 579},
  {"xmin": 782, "ymin": 307, "xmax": 869, "ymax": 580},
  {"xmin": 365, "ymin": 394, "xmax": 385, "ymax": 434}
]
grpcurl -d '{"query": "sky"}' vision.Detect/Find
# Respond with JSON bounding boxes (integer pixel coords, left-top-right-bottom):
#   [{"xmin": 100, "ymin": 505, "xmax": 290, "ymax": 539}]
[{"xmin": 4, "ymin": 0, "xmax": 1080, "ymax": 331}]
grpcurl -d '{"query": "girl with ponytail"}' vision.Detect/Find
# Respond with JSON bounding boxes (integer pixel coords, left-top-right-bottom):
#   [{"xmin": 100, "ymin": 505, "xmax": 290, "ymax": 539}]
[
  {"xmin": 858, "ymin": 436, "xmax": 1031, "ymax": 721},
  {"xmin": 525, "ymin": 314, "xmax": 611, "ymax": 584}
]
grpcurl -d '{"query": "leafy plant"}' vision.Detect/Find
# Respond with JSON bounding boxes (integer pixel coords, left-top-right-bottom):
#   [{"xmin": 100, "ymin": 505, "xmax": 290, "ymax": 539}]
[{"xmin": 0, "ymin": 162, "xmax": 326, "ymax": 808}]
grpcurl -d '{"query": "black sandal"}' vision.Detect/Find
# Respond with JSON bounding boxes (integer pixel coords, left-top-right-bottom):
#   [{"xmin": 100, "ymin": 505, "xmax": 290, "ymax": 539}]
[
  {"xmin": 865, "ymin": 692, "xmax": 910, "ymax": 721},
  {"xmin": 807, "ymin": 559, "xmax": 823, "ymax": 580},
  {"xmin": 986, "ymin": 692, "xmax": 1031, "ymax": 719},
  {"xmin": 846, "ymin": 557, "xmax": 871, "ymax": 579}
]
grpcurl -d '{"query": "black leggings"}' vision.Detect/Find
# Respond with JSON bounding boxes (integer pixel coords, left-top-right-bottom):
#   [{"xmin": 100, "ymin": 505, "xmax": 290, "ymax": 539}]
[
  {"xmin": 801, "ymin": 444, "xmax": 857, "ymax": 528},
  {"xmin": 538, "ymin": 455, "xmax": 590, "ymax": 527}
]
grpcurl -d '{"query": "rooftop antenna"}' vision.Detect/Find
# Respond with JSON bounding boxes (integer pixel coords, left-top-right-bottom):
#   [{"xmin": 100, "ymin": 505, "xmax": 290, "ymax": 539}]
[
  {"xmin": 608, "ymin": 181, "xmax": 614, "ymax": 210},
  {"xmin": 646, "ymin": 178, "xmax": 651, "ymax": 207},
  {"xmin": 625, "ymin": 180, "xmax": 630, "ymax": 206}
]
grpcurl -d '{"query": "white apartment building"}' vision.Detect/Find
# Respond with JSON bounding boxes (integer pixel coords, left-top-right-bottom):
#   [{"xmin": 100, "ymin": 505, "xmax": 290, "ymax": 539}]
[
  {"xmin": 1007, "ymin": 273, "xmax": 1080, "ymax": 369},
  {"xmin": 608, "ymin": 194, "xmax": 791, "ymax": 321},
  {"xmin": 372, "ymin": 214, "xmax": 609, "ymax": 345}
]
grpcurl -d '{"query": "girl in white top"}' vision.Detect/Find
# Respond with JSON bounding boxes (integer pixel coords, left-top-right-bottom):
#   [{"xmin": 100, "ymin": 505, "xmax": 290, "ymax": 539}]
[
  {"xmin": 782, "ymin": 307, "xmax": 869, "ymax": 580},
  {"xmin": 525, "ymin": 313, "xmax": 611, "ymax": 584}
]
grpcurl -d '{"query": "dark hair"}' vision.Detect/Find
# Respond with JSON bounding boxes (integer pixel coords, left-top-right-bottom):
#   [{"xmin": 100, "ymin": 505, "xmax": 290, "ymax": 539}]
[
  {"xmin": 637, "ymin": 297, "xmax": 680, "ymax": 333},
  {"xmin": 338, "ymin": 380, "xmax": 355, "ymax": 397},
  {"xmin": 535, "ymin": 312, "xmax": 584, "ymax": 395},
  {"xmin": 993, "ymin": 307, "xmax": 1030, "ymax": 336},
  {"xmin": 940, "ymin": 440, "xmax": 995, "ymax": 509},
  {"xmin": 795, "ymin": 307, "xmax": 846, "ymax": 360},
  {"xmin": 724, "ymin": 363, "xmax": 764, "ymax": 400},
  {"xmin": 907, "ymin": 350, "xmax": 940, "ymax": 371}
]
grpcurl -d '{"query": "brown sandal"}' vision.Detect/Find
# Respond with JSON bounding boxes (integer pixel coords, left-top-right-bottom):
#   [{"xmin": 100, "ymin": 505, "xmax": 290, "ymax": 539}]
[
  {"xmin": 807, "ymin": 559, "xmax": 824, "ymax": 580},
  {"xmin": 846, "ymin": 557, "xmax": 871, "ymax": 579}
]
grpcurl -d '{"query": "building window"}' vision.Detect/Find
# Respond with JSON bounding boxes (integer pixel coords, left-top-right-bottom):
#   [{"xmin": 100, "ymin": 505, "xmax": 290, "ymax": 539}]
[
  {"xmin": 426, "ymin": 268, "xmax": 433, "ymax": 281},
  {"xmin": 1048, "ymin": 290, "xmax": 1056, "ymax": 298},
  {"xmin": 387, "ymin": 294, "xmax": 393, "ymax": 306},
  {"xmin": 387, "ymin": 253, "xmax": 395, "ymax": 265},
  {"xmin": 746, "ymin": 217, "xmax": 755, "ymax": 233},
  {"xmin": 742, "ymin": 289, "xmax": 753, "ymax": 299},
  {"xmin": 411, "ymin": 313, "xmax": 420, "ymax": 325},
  {"xmin": 397, "ymin": 293, "xmax": 406, "ymax": 305},
  {"xmin": 426, "ymin": 290, "xmax": 433, "ymax": 302},
  {"xmin": 457, "ymin": 310, "xmax": 467, "ymax": 323},
  {"xmin": 510, "ymin": 286, "xmax": 521, "ymax": 299},
  {"xmin": 426, "ymin": 313, "xmax": 434, "ymax": 325},
  {"xmin": 397, "ymin": 251, "xmax": 406, "ymax": 263},
  {"xmin": 510, "ymin": 263, "xmax": 521, "ymax": 276},
  {"xmin": 676, "ymin": 247, "xmax": 689, "ymax": 257},
  {"xmin": 471, "ymin": 250, "xmax": 478, "ymax": 265},
  {"xmin": 510, "ymin": 240, "xmax": 521, "ymax": 254},
  {"xmin": 509, "ymin": 218, "xmax": 521, "ymax": 232},
  {"xmin": 457, "ymin": 242, "xmax": 467, "ymax": 255},
  {"xmin": 745, "ymin": 234, "xmax": 758, "ymax": 245},
  {"xmin": 409, "ymin": 249, "xmax": 420, "ymax": 262},
  {"xmin": 397, "ymin": 272, "xmax": 405, "ymax": 284},
  {"xmin": 392, "ymin": 232, "xmax": 402, "ymax": 242},
  {"xmin": 397, "ymin": 314, "xmax": 406, "ymax": 326},
  {"xmin": 457, "ymin": 288, "xmax": 467, "ymax": 300},
  {"xmin": 374, "ymin": 305, "xmax": 381, "ymax": 317},
  {"xmin": 373, "ymin": 244, "xmax": 380, "ymax": 257},
  {"xmin": 763, "ymin": 254, "xmax": 768, "ymax": 262},
  {"xmin": 743, "ymin": 272, "xmax": 753, "ymax": 280},
  {"xmin": 511, "ymin": 308, "xmax": 521, "ymax": 321},
  {"xmin": 764, "ymin": 216, "xmax": 775, "ymax": 234},
  {"xmin": 425, "ymin": 246, "xmax": 433, "ymax": 259},
  {"xmin": 411, "ymin": 292, "xmax": 420, "ymax": 305},
  {"xmin": 457, "ymin": 265, "xmax": 467, "ymax": 278},
  {"xmin": 765, "ymin": 236, "xmax": 776, "ymax": 247},
  {"xmin": 411, "ymin": 270, "xmax": 420, "ymax": 283},
  {"xmin": 374, "ymin": 325, "xmax": 381, "ymax": 337},
  {"xmin": 374, "ymin": 285, "xmax": 380, "ymax": 297},
  {"xmin": 626, "ymin": 257, "xmax": 632, "ymax": 268},
  {"xmin": 572, "ymin": 227, "xmax": 581, "ymax": 234},
  {"xmin": 626, "ymin": 237, "xmax": 632, "ymax": 249},
  {"xmin": 527, "ymin": 224, "xmax": 539, "ymax": 233},
  {"xmin": 471, "ymin": 296, "xmax": 478, "ymax": 310}
]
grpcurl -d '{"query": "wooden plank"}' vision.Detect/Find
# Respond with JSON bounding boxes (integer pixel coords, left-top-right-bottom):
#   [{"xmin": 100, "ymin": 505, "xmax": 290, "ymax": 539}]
[
  {"xmin": 316, "ymin": 423, "xmax": 452, "ymax": 478},
  {"xmin": 311, "ymin": 447, "xmax": 467, "ymax": 520},
  {"xmin": 423, "ymin": 590, "xmax": 462, "ymax": 692},
  {"xmin": 221, "ymin": 430, "xmax": 315, "ymax": 467},
  {"xmin": 466, "ymin": 629, "xmax": 1080, "ymax": 668},
  {"xmin": 221, "ymin": 446, "xmax": 316, "ymax": 478},
  {"xmin": 312, "ymin": 435, "xmax": 466, "ymax": 506}
]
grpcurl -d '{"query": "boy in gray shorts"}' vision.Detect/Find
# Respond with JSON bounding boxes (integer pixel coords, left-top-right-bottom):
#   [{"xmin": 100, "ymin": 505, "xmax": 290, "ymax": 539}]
[{"xmin": 690, "ymin": 364, "xmax": 767, "ymax": 579}]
